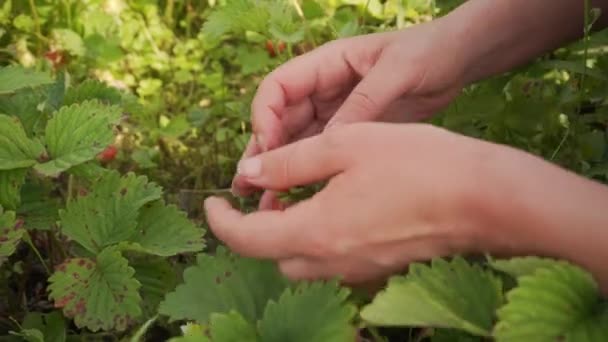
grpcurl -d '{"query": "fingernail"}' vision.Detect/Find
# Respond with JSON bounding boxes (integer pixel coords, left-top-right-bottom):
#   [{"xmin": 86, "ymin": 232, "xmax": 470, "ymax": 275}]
[
  {"xmin": 256, "ymin": 134, "xmax": 267, "ymax": 152},
  {"xmin": 237, "ymin": 157, "xmax": 262, "ymax": 178}
]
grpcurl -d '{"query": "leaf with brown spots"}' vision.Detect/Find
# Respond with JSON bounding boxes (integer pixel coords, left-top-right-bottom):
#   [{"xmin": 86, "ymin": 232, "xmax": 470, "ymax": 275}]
[
  {"xmin": 0, "ymin": 210, "xmax": 25, "ymax": 263},
  {"xmin": 47, "ymin": 247, "xmax": 142, "ymax": 332},
  {"xmin": 59, "ymin": 170, "xmax": 162, "ymax": 253}
]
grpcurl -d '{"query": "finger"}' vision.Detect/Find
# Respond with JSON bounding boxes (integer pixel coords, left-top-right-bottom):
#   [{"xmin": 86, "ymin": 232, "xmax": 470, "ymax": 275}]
[
  {"xmin": 278, "ymin": 257, "xmax": 378, "ymax": 283},
  {"xmin": 325, "ymin": 53, "xmax": 411, "ymax": 129},
  {"xmin": 250, "ymin": 35, "xmax": 389, "ymax": 151},
  {"xmin": 235, "ymin": 131, "xmax": 350, "ymax": 191},
  {"xmin": 204, "ymin": 196, "xmax": 315, "ymax": 259},
  {"xmin": 258, "ymin": 190, "xmax": 285, "ymax": 211},
  {"xmin": 231, "ymin": 136, "xmax": 261, "ymax": 196}
]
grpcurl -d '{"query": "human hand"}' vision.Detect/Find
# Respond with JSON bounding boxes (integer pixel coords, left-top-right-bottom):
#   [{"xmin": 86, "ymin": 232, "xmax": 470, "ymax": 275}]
[
  {"xmin": 208, "ymin": 123, "xmax": 502, "ymax": 283},
  {"xmin": 232, "ymin": 18, "xmax": 469, "ymax": 197}
]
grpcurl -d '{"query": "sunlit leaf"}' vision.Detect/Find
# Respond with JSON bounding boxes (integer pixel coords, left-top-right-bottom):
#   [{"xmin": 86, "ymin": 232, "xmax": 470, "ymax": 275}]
[
  {"xmin": 361, "ymin": 257, "xmax": 503, "ymax": 337},
  {"xmin": 494, "ymin": 262, "xmax": 606, "ymax": 341}
]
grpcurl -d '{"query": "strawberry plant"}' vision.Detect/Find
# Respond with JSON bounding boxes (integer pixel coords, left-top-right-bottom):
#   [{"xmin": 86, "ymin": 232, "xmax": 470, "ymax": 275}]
[{"xmin": 1, "ymin": 0, "xmax": 608, "ymax": 341}]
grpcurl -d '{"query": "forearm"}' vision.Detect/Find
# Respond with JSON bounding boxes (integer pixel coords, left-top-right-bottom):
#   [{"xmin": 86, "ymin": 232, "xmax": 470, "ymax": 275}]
[
  {"xmin": 480, "ymin": 145, "xmax": 608, "ymax": 293},
  {"xmin": 442, "ymin": 0, "xmax": 608, "ymax": 84}
]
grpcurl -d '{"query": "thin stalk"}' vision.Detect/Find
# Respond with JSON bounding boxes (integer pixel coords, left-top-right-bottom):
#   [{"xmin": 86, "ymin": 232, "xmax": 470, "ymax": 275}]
[
  {"xmin": 165, "ymin": 0, "xmax": 175, "ymax": 27},
  {"xmin": 67, "ymin": 174, "xmax": 74, "ymax": 203},
  {"xmin": 550, "ymin": 127, "xmax": 570, "ymax": 161},
  {"xmin": 64, "ymin": 0, "xmax": 73, "ymax": 29},
  {"xmin": 28, "ymin": 0, "xmax": 43, "ymax": 51},
  {"xmin": 24, "ymin": 233, "xmax": 51, "ymax": 275},
  {"xmin": 580, "ymin": 0, "xmax": 591, "ymax": 103}
]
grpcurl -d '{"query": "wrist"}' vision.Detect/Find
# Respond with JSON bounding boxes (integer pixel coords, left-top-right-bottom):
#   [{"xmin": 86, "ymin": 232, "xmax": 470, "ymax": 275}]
[{"xmin": 472, "ymin": 142, "xmax": 608, "ymax": 288}]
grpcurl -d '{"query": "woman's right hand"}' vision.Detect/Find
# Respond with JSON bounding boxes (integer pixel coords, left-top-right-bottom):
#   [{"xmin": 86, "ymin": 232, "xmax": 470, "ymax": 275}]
[{"xmin": 233, "ymin": 17, "xmax": 470, "ymax": 196}]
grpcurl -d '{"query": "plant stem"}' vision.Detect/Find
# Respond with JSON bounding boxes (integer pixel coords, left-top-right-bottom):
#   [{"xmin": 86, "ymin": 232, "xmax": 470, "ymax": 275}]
[
  {"xmin": 28, "ymin": 0, "xmax": 43, "ymax": 52},
  {"xmin": 64, "ymin": 0, "xmax": 73, "ymax": 29},
  {"xmin": 67, "ymin": 174, "xmax": 74, "ymax": 203},
  {"xmin": 24, "ymin": 233, "xmax": 51, "ymax": 275},
  {"xmin": 165, "ymin": 0, "xmax": 175, "ymax": 27},
  {"xmin": 580, "ymin": 0, "xmax": 591, "ymax": 103},
  {"xmin": 550, "ymin": 127, "xmax": 570, "ymax": 161}
]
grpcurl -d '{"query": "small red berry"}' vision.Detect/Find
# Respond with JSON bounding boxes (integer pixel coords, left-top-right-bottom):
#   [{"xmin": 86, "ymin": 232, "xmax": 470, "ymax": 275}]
[
  {"xmin": 97, "ymin": 145, "xmax": 118, "ymax": 162},
  {"xmin": 265, "ymin": 40, "xmax": 276, "ymax": 57}
]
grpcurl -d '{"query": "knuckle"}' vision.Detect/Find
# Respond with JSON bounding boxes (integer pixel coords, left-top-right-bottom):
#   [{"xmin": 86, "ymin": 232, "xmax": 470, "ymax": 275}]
[
  {"xmin": 279, "ymin": 144, "xmax": 299, "ymax": 188},
  {"xmin": 348, "ymin": 90, "xmax": 380, "ymax": 115}
]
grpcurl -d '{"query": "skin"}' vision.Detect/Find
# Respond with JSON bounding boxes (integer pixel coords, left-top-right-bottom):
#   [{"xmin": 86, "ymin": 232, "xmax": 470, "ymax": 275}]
[{"xmin": 205, "ymin": 0, "xmax": 608, "ymax": 292}]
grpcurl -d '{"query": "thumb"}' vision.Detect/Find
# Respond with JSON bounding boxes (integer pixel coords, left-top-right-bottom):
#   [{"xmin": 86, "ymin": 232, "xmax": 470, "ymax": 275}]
[
  {"xmin": 235, "ymin": 131, "xmax": 350, "ymax": 191},
  {"xmin": 326, "ymin": 55, "xmax": 407, "ymax": 129}
]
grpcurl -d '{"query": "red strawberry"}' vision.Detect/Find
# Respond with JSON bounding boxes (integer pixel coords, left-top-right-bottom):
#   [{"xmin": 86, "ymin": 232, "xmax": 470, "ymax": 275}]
[{"xmin": 97, "ymin": 145, "xmax": 118, "ymax": 162}]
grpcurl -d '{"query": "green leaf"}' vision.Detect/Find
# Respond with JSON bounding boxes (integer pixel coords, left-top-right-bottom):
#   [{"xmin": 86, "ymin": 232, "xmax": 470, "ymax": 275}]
[
  {"xmin": 34, "ymin": 100, "xmax": 121, "ymax": 176},
  {"xmin": 169, "ymin": 323, "xmax": 211, "ymax": 342},
  {"xmin": 67, "ymin": 161, "xmax": 109, "ymax": 181},
  {"xmin": 209, "ymin": 311, "xmax": 258, "ymax": 342},
  {"xmin": 131, "ymin": 256, "xmax": 178, "ymax": 317},
  {"xmin": 51, "ymin": 29, "xmax": 85, "ymax": 57},
  {"xmin": 9, "ymin": 328, "xmax": 44, "ymax": 342},
  {"xmin": 0, "ymin": 88, "xmax": 47, "ymax": 136},
  {"xmin": 494, "ymin": 262, "xmax": 604, "ymax": 341},
  {"xmin": 17, "ymin": 181, "xmax": 61, "ymax": 231},
  {"xmin": 0, "ymin": 210, "xmax": 25, "ymax": 259},
  {"xmin": 489, "ymin": 256, "xmax": 564, "ymax": 278},
  {"xmin": 124, "ymin": 200, "xmax": 205, "ymax": 256},
  {"xmin": 47, "ymin": 247, "xmax": 142, "ymax": 332},
  {"xmin": 202, "ymin": 0, "xmax": 269, "ymax": 40},
  {"xmin": 59, "ymin": 171, "xmax": 162, "ymax": 253},
  {"xmin": 540, "ymin": 60, "xmax": 607, "ymax": 80},
  {"xmin": 62, "ymin": 80, "xmax": 123, "ymax": 107},
  {"xmin": 302, "ymin": 0, "xmax": 325, "ymax": 19},
  {"xmin": 0, "ymin": 66, "xmax": 53, "ymax": 95},
  {"xmin": 159, "ymin": 247, "xmax": 289, "ymax": 324},
  {"xmin": 361, "ymin": 257, "xmax": 503, "ymax": 337},
  {"xmin": 258, "ymin": 281, "xmax": 357, "ymax": 342},
  {"xmin": 22, "ymin": 311, "xmax": 67, "ymax": 342},
  {"xmin": 0, "ymin": 168, "xmax": 27, "ymax": 210},
  {"xmin": 236, "ymin": 47, "xmax": 273, "ymax": 76},
  {"xmin": 0, "ymin": 114, "xmax": 45, "ymax": 170}
]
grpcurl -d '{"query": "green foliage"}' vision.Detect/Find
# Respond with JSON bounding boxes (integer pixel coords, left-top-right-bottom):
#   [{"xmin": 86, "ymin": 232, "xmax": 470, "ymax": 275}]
[
  {"xmin": 1, "ymin": 0, "xmax": 607, "ymax": 341},
  {"xmin": 59, "ymin": 171, "xmax": 162, "ymax": 253},
  {"xmin": 48, "ymin": 247, "xmax": 142, "ymax": 332},
  {"xmin": 0, "ymin": 114, "xmax": 44, "ymax": 170},
  {"xmin": 257, "ymin": 281, "xmax": 357, "ymax": 342},
  {"xmin": 360, "ymin": 257, "xmax": 503, "ymax": 337},
  {"xmin": 494, "ymin": 262, "xmax": 607, "ymax": 341},
  {"xmin": 35, "ymin": 100, "xmax": 122, "ymax": 176},
  {"xmin": 166, "ymin": 275, "xmax": 357, "ymax": 342},
  {"xmin": 126, "ymin": 200, "xmax": 205, "ymax": 256},
  {"xmin": 0, "ymin": 209, "xmax": 23, "ymax": 261},
  {"xmin": 20, "ymin": 311, "xmax": 67, "ymax": 342},
  {"xmin": 160, "ymin": 247, "xmax": 289, "ymax": 324},
  {"xmin": 0, "ymin": 66, "xmax": 53, "ymax": 95},
  {"xmin": 62, "ymin": 79, "xmax": 123, "ymax": 106},
  {"xmin": 0, "ymin": 168, "xmax": 27, "ymax": 209}
]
